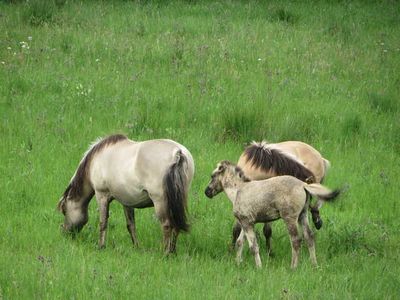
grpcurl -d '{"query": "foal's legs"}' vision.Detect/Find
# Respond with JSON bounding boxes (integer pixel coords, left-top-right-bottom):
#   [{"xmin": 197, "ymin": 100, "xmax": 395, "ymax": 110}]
[
  {"xmin": 95, "ymin": 191, "xmax": 112, "ymax": 249},
  {"xmin": 241, "ymin": 223, "xmax": 262, "ymax": 268},
  {"xmin": 123, "ymin": 205, "xmax": 139, "ymax": 247},
  {"xmin": 299, "ymin": 213, "xmax": 317, "ymax": 267},
  {"xmin": 285, "ymin": 219, "xmax": 301, "ymax": 269},
  {"xmin": 235, "ymin": 229, "xmax": 245, "ymax": 265}
]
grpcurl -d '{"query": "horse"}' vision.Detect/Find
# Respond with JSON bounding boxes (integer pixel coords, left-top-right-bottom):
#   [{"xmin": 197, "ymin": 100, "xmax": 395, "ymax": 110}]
[
  {"xmin": 205, "ymin": 161, "xmax": 340, "ymax": 268},
  {"xmin": 57, "ymin": 134, "xmax": 195, "ymax": 254},
  {"xmin": 232, "ymin": 140, "xmax": 331, "ymax": 252}
]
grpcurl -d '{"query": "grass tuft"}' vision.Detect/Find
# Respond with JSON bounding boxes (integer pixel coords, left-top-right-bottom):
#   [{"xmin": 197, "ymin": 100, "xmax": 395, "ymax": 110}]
[
  {"xmin": 366, "ymin": 92, "xmax": 398, "ymax": 114},
  {"xmin": 272, "ymin": 7, "xmax": 298, "ymax": 25},
  {"xmin": 23, "ymin": 0, "xmax": 58, "ymax": 26}
]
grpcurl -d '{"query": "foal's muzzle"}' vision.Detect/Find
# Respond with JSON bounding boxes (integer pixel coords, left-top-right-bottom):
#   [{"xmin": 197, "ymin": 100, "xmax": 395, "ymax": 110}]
[{"xmin": 205, "ymin": 187, "xmax": 214, "ymax": 198}]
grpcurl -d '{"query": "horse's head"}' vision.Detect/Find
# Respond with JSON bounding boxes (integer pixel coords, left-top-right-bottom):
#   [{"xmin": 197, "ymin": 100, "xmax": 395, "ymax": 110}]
[
  {"xmin": 57, "ymin": 194, "xmax": 89, "ymax": 233},
  {"xmin": 205, "ymin": 161, "xmax": 249, "ymax": 198}
]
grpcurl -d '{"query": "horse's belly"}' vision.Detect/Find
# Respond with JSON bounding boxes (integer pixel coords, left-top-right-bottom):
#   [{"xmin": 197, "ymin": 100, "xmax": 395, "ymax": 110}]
[{"xmin": 112, "ymin": 189, "xmax": 152, "ymax": 208}]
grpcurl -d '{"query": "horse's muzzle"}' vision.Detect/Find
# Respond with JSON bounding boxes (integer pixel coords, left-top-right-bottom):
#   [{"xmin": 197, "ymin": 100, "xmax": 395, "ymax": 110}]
[{"xmin": 205, "ymin": 187, "xmax": 214, "ymax": 198}]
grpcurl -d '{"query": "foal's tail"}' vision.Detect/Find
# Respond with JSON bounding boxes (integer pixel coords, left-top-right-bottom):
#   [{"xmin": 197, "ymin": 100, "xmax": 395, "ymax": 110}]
[
  {"xmin": 163, "ymin": 149, "xmax": 190, "ymax": 232},
  {"xmin": 304, "ymin": 183, "xmax": 340, "ymax": 202}
]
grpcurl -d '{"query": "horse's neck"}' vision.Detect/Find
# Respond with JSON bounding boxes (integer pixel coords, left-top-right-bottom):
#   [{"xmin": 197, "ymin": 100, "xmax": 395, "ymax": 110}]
[{"xmin": 222, "ymin": 178, "xmax": 244, "ymax": 203}]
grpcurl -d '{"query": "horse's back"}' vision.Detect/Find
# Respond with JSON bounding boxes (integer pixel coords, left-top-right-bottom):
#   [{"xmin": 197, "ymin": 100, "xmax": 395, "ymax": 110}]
[
  {"xmin": 275, "ymin": 141, "xmax": 328, "ymax": 183},
  {"xmin": 89, "ymin": 138, "xmax": 194, "ymax": 206}
]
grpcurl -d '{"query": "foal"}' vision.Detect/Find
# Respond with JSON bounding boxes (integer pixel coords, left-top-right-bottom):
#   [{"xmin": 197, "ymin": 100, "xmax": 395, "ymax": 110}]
[{"xmin": 205, "ymin": 161, "xmax": 339, "ymax": 268}]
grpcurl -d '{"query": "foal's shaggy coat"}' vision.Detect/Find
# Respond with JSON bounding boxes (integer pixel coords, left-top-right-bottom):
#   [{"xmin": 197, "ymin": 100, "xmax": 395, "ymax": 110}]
[{"xmin": 205, "ymin": 161, "xmax": 339, "ymax": 268}]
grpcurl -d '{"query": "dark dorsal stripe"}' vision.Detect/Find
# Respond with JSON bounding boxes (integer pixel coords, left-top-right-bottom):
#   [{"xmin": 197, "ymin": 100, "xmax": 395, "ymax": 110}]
[
  {"xmin": 62, "ymin": 134, "xmax": 128, "ymax": 201},
  {"xmin": 243, "ymin": 142, "xmax": 315, "ymax": 183}
]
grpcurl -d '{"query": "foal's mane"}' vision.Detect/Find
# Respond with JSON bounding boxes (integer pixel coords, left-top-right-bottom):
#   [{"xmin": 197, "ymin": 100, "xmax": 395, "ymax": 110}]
[
  {"xmin": 220, "ymin": 160, "xmax": 251, "ymax": 182},
  {"xmin": 243, "ymin": 141, "xmax": 315, "ymax": 182},
  {"xmin": 62, "ymin": 134, "xmax": 128, "ymax": 201}
]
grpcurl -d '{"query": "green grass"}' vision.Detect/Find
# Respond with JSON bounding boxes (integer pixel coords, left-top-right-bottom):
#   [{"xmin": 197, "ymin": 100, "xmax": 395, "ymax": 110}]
[{"xmin": 1, "ymin": 0, "xmax": 400, "ymax": 298}]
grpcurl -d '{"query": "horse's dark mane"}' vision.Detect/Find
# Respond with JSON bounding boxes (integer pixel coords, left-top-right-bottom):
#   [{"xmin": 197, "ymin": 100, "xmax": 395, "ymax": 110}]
[
  {"xmin": 234, "ymin": 166, "xmax": 251, "ymax": 182},
  {"xmin": 243, "ymin": 142, "xmax": 315, "ymax": 182},
  {"xmin": 62, "ymin": 134, "xmax": 128, "ymax": 201}
]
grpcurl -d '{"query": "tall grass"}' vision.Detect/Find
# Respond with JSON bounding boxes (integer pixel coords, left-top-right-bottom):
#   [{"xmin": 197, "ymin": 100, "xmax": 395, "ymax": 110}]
[{"xmin": 1, "ymin": 0, "xmax": 399, "ymax": 299}]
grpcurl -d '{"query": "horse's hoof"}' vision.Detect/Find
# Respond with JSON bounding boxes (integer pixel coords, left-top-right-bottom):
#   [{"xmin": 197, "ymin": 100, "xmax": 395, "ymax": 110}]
[{"xmin": 314, "ymin": 219, "xmax": 323, "ymax": 230}]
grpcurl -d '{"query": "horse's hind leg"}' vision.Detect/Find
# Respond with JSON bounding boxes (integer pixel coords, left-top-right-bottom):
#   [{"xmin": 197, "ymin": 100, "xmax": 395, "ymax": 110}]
[
  {"xmin": 152, "ymin": 197, "xmax": 178, "ymax": 254},
  {"xmin": 299, "ymin": 213, "xmax": 317, "ymax": 267},
  {"xmin": 123, "ymin": 205, "xmax": 139, "ymax": 247},
  {"xmin": 310, "ymin": 198, "xmax": 323, "ymax": 230},
  {"xmin": 95, "ymin": 191, "xmax": 112, "ymax": 249},
  {"xmin": 263, "ymin": 222, "xmax": 273, "ymax": 256}
]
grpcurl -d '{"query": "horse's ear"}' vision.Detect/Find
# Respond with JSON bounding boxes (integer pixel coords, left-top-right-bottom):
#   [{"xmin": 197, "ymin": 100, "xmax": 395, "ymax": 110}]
[{"xmin": 57, "ymin": 197, "xmax": 66, "ymax": 213}]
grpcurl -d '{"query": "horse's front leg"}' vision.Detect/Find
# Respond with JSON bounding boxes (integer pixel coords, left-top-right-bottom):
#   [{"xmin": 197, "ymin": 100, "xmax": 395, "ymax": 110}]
[
  {"xmin": 96, "ymin": 192, "xmax": 111, "ymax": 249},
  {"xmin": 123, "ymin": 205, "xmax": 139, "ymax": 247}
]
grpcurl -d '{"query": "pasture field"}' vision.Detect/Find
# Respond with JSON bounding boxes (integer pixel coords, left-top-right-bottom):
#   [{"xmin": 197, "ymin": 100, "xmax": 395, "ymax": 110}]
[{"xmin": 1, "ymin": 0, "xmax": 399, "ymax": 299}]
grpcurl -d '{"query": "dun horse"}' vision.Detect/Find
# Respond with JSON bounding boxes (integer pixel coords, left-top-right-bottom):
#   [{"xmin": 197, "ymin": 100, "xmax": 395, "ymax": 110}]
[
  {"xmin": 57, "ymin": 134, "xmax": 194, "ymax": 254},
  {"xmin": 205, "ymin": 161, "xmax": 339, "ymax": 268},
  {"xmin": 233, "ymin": 141, "xmax": 331, "ymax": 251}
]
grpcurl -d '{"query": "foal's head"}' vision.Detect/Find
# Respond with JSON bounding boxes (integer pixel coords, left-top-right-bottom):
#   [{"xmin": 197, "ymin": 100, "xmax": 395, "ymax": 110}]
[
  {"xmin": 205, "ymin": 160, "xmax": 250, "ymax": 198},
  {"xmin": 57, "ymin": 186, "xmax": 90, "ymax": 233}
]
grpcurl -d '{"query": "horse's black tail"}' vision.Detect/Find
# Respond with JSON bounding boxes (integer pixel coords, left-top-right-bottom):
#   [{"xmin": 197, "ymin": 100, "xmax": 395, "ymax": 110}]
[{"xmin": 163, "ymin": 149, "xmax": 190, "ymax": 232}]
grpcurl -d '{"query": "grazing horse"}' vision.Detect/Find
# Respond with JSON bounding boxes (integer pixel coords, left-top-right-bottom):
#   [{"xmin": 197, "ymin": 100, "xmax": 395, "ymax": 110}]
[
  {"xmin": 205, "ymin": 161, "xmax": 339, "ymax": 268},
  {"xmin": 232, "ymin": 140, "xmax": 331, "ymax": 252},
  {"xmin": 57, "ymin": 134, "xmax": 194, "ymax": 254}
]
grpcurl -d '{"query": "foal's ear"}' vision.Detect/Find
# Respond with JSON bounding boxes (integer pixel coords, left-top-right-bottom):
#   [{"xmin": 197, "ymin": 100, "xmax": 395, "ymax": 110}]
[{"xmin": 218, "ymin": 161, "xmax": 229, "ymax": 172}]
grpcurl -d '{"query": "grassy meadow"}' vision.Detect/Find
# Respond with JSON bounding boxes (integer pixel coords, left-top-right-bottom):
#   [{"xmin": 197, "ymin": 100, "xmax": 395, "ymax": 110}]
[{"xmin": 1, "ymin": 0, "xmax": 399, "ymax": 298}]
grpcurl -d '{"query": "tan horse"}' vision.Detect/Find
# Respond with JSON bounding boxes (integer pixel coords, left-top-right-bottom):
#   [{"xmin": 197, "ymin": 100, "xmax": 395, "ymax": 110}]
[
  {"xmin": 205, "ymin": 161, "xmax": 339, "ymax": 268},
  {"xmin": 57, "ymin": 134, "xmax": 195, "ymax": 254},
  {"xmin": 232, "ymin": 141, "xmax": 331, "ymax": 252}
]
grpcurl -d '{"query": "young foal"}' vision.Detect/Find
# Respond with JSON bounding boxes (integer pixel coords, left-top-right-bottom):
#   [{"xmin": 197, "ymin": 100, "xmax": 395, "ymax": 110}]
[
  {"xmin": 205, "ymin": 161, "xmax": 339, "ymax": 268},
  {"xmin": 57, "ymin": 134, "xmax": 194, "ymax": 254}
]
